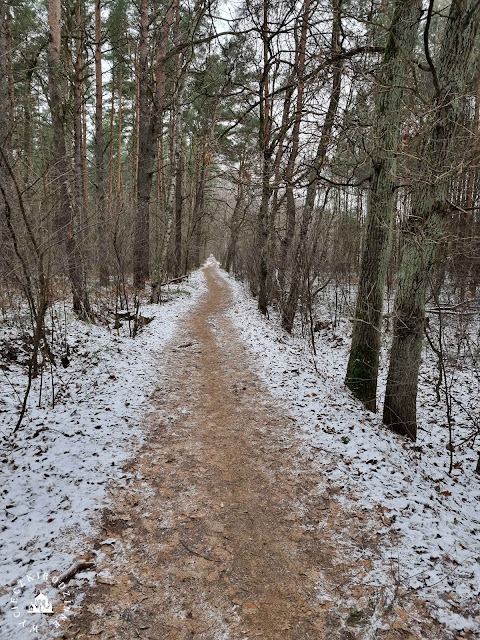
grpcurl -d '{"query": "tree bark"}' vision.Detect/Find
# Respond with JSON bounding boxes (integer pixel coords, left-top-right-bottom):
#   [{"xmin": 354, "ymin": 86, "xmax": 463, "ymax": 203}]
[
  {"xmin": 95, "ymin": 0, "xmax": 108, "ymax": 285},
  {"xmin": 345, "ymin": 0, "xmax": 421, "ymax": 411},
  {"xmin": 257, "ymin": 0, "xmax": 273, "ymax": 315},
  {"xmin": 383, "ymin": 0, "xmax": 480, "ymax": 439},
  {"xmin": 279, "ymin": 0, "xmax": 311, "ymax": 293},
  {"xmin": 47, "ymin": 0, "xmax": 91, "ymax": 318},
  {"xmin": 73, "ymin": 0, "xmax": 86, "ymax": 245},
  {"xmin": 174, "ymin": 125, "xmax": 183, "ymax": 278},
  {"xmin": 280, "ymin": 0, "xmax": 342, "ymax": 333},
  {"xmin": 225, "ymin": 160, "xmax": 246, "ymax": 273},
  {"xmin": 133, "ymin": 0, "xmax": 155, "ymax": 288}
]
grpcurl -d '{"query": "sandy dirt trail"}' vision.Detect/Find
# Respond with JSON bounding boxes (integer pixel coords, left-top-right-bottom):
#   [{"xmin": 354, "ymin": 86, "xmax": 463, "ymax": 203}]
[{"xmin": 65, "ymin": 265, "xmax": 445, "ymax": 640}]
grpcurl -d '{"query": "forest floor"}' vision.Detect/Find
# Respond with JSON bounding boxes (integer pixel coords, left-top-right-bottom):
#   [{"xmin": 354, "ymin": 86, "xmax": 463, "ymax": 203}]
[{"xmin": 1, "ymin": 261, "xmax": 479, "ymax": 639}]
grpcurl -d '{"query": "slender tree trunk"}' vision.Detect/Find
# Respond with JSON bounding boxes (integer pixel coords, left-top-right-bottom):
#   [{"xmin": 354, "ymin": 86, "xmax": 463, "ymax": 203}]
[
  {"xmin": 187, "ymin": 146, "xmax": 207, "ymax": 270},
  {"xmin": 116, "ymin": 70, "xmax": 123, "ymax": 200},
  {"xmin": 95, "ymin": 0, "xmax": 108, "ymax": 285},
  {"xmin": 345, "ymin": 0, "xmax": 421, "ymax": 410},
  {"xmin": 73, "ymin": 0, "xmax": 85, "ymax": 240},
  {"xmin": 225, "ymin": 163, "xmax": 245, "ymax": 273},
  {"xmin": 383, "ymin": 0, "xmax": 480, "ymax": 439},
  {"xmin": 257, "ymin": 0, "xmax": 272, "ymax": 315},
  {"xmin": 281, "ymin": 0, "xmax": 342, "ymax": 332},
  {"xmin": 133, "ymin": 0, "xmax": 155, "ymax": 288},
  {"xmin": 466, "ymin": 79, "xmax": 480, "ymax": 213},
  {"xmin": 174, "ymin": 126, "xmax": 183, "ymax": 277},
  {"xmin": 279, "ymin": 0, "xmax": 310, "ymax": 292},
  {"xmin": 22, "ymin": 49, "xmax": 41, "ymax": 185}
]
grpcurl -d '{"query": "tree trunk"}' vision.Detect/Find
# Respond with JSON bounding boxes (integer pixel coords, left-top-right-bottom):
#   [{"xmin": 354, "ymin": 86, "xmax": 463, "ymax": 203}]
[
  {"xmin": 257, "ymin": 0, "xmax": 272, "ymax": 315},
  {"xmin": 383, "ymin": 0, "xmax": 480, "ymax": 439},
  {"xmin": 73, "ymin": 0, "xmax": 86, "ymax": 245},
  {"xmin": 174, "ymin": 127, "xmax": 183, "ymax": 277},
  {"xmin": 278, "ymin": 0, "xmax": 311, "ymax": 293},
  {"xmin": 187, "ymin": 145, "xmax": 207, "ymax": 271},
  {"xmin": 95, "ymin": 0, "xmax": 108, "ymax": 285},
  {"xmin": 280, "ymin": 0, "xmax": 342, "ymax": 333},
  {"xmin": 134, "ymin": 0, "xmax": 176, "ymax": 289},
  {"xmin": 225, "ymin": 162, "xmax": 246, "ymax": 273},
  {"xmin": 133, "ymin": 0, "xmax": 155, "ymax": 288},
  {"xmin": 345, "ymin": 0, "xmax": 421, "ymax": 411},
  {"xmin": 47, "ymin": 0, "xmax": 91, "ymax": 318}
]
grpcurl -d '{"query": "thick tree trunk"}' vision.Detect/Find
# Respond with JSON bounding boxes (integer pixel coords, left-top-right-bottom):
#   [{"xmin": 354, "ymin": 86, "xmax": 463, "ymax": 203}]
[
  {"xmin": 345, "ymin": 0, "xmax": 421, "ymax": 411},
  {"xmin": 383, "ymin": 0, "xmax": 480, "ymax": 439},
  {"xmin": 134, "ymin": 0, "xmax": 176, "ymax": 289},
  {"xmin": 47, "ymin": 0, "xmax": 91, "ymax": 318}
]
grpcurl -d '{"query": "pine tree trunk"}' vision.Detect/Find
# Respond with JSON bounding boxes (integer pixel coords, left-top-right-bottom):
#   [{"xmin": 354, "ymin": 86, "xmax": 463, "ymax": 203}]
[
  {"xmin": 278, "ymin": 0, "xmax": 310, "ymax": 294},
  {"xmin": 174, "ymin": 126, "xmax": 183, "ymax": 278},
  {"xmin": 47, "ymin": 0, "xmax": 91, "ymax": 318},
  {"xmin": 95, "ymin": 0, "xmax": 108, "ymax": 285},
  {"xmin": 73, "ymin": 1, "xmax": 86, "ymax": 242},
  {"xmin": 133, "ymin": 0, "xmax": 155, "ymax": 288},
  {"xmin": 345, "ymin": 0, "xmax": 421, "ymax": 410},
  {"xmin": 257, "ymin": 0, "xmax": 272, "ymax": 316},
  {"xmin": 225, "ymin": 162, "xmax": 245, "ymax": 273}
]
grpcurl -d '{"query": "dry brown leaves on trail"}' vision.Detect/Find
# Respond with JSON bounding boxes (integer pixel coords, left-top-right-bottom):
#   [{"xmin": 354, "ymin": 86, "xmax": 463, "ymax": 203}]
[{"xmin": 63, "ymin": 265, "xmax": 451, "ymax": 640}]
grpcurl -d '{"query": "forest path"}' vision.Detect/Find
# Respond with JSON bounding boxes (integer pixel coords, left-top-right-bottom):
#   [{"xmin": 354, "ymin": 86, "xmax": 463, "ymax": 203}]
[{"xmin": 66, "ymin": 264, "xmax": 441, "ymax": 640}]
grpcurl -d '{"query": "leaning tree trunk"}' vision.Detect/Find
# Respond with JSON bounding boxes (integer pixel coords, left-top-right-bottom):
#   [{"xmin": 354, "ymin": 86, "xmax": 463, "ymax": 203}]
[
  {"xmin": 383, "ymin": 0, "xmax": 480, "ymax": 439},
  {"xmin": 345, "ymin": 0, "xmax": 421, "ymax": 411},
  {"xmin": 47, "ymin": 0, "xmax": 91, "ymax": 318}
]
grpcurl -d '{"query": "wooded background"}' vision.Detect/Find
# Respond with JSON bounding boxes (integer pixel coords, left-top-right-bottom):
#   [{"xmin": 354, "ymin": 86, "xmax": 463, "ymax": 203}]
[{"xmin": 0, "ymin": 0, "xmax": 479, "ymax": 450}]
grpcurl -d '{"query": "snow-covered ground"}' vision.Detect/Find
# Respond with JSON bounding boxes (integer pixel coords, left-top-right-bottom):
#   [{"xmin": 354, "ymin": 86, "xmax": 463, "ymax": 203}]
[
  {"xmin": 1, "ymin": 262, "xmax": 478, "ymax": 638},
  {"xmin": 225, "ymin": 270, "xmax": 480, "ymax": 636},
  {"xmin": 0, "ymin": 271, "xmax": 207, "ymax": 638}
]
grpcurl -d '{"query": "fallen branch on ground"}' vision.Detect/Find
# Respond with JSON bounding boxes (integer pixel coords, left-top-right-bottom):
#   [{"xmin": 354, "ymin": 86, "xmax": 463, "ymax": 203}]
[{"xmin": 52, "ymin": 557, "xmax": 95, "ymax": 586}]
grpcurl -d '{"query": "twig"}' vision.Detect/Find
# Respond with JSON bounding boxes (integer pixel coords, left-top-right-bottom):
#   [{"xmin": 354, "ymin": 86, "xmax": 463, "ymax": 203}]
[{"xmin": 180, "ymin": 539, "xmax": 221, "ymax": 563}]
